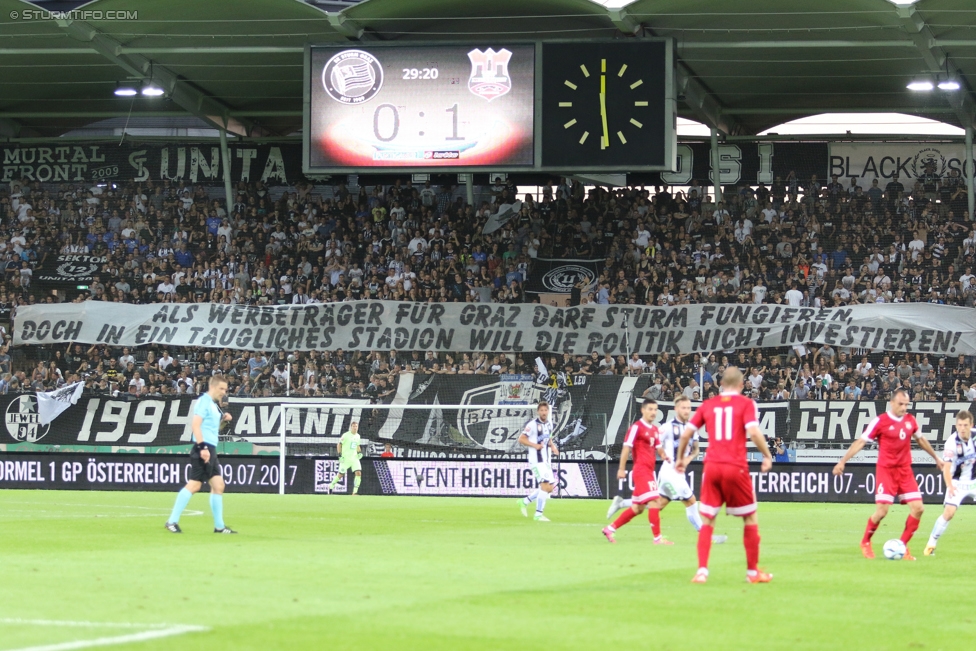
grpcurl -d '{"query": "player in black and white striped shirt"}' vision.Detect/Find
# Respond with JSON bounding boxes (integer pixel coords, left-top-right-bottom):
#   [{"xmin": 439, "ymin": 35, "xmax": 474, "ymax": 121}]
[
  {"xmin": 516, "ymin": 401, "xmax": 559, "ymax": 522},
  {"xmin": 925, "ymin": 410, "xmax": 976, "ymax": 556},
  {"xmin": 606, "ymin": 395, "xmax": 727, "ymax": 543}
]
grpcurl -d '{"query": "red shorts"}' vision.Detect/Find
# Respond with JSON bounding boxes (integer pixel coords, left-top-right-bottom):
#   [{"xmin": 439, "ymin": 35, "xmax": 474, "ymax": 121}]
[
  {"xmin": 631, "ymin": 466, "xmax": 659, "ymax": 505},
  {"xmin": 875, "ymin": 465, "xmax": 921, "ymax": 504},
  {"xmin": 699, "ymin": 463, "xmax": 757, "ymax": 518}
]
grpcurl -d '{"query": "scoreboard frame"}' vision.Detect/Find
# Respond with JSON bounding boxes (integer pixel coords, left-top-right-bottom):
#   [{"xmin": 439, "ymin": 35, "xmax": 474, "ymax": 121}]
[{"xmin": 303, "ymin": 38, "xmax": 676, "ymax": 175}]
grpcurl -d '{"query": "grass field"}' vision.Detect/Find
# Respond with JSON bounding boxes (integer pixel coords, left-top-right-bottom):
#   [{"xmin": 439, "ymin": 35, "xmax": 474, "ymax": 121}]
[{"xmin": 1, "ymin": 492, "xmax": 973, "ymax": 651}]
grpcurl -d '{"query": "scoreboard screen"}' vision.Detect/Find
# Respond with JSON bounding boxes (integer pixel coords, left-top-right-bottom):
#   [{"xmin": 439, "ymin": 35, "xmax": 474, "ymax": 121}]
[{"xmin": 305, "ymin": 44, "xmax": 535, "ymax": 172}]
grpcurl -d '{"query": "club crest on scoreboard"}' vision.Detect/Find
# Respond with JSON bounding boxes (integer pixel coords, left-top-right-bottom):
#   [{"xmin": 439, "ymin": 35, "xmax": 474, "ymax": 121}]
[
  {"xmin": 322, "ymin": 49, "xmax": 384, "ymax": 104},
  {"xmin": 467, "ymin": 48, "xmax": 513, "ymax": 101}
]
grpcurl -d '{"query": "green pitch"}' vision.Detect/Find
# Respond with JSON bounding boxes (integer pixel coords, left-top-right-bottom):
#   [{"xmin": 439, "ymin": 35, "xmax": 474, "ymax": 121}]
[{"xmin": 1, "ymin": 492, "xmax": 972, "ymax": 651}]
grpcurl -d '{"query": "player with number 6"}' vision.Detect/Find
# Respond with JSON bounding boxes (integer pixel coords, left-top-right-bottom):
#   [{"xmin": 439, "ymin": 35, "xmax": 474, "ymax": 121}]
[{"xmin": 833, "ymin": 388, "xmax": 944, "ymax": 560}]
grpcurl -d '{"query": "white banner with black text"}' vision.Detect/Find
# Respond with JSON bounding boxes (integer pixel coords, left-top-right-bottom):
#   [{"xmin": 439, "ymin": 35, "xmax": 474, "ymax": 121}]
[{"xmin": 13, "ymin": 300, "xmax": 976, "ymax": 356}]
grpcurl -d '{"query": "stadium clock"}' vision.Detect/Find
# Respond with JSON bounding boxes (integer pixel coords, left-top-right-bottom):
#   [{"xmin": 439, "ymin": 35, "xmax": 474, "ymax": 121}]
[{"xmin": 540, "ymin": 40, "xmax": 676, "ymax": 171}]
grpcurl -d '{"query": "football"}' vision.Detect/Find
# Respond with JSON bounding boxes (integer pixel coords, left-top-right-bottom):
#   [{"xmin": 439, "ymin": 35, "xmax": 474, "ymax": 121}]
[{"xmin": 883, "ymin": 539, "xmax": 907, "ymax": 560}]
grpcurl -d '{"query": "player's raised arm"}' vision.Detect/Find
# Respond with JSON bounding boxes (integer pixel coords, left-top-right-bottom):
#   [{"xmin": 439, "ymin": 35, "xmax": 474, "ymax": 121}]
[
  {"xmin": 618, "ymin": 423, "xmax": 636, "ymax": 479},
  {"xmin": 911, "ymin": 422, "xmax": 945, "ymax": 470},
  {"xmin": 833, "ymin": 438, "xmax": 868, "ymax": 475},
  {"xmin": 833, "ymin": 418, "xmax": 875, "ymax": 475},
  {"xmin": 743, "ymin": 398, "xmax": 772, "ymax": 473},
  {"xmin": 518, "ymin": 425, "xmax": 542, "ymax": 450},
  {"xmin": 675, "ymin": 427, "xmax": 694, "ymax": 472},
  {"xmin": 656, "ymin": 442, "xmax": 668, "ymax": 461},
  {"xmin": 747, "ymin": 426, "xmax": 772, "ymax": 473},
  {"xmin": 191, "ymin": 413, "xmax": 208, "ymax": 462},
  {"xmin": 676, "ymin": 408, "xmax": 704, "ymax": 472},
  {"xmin": 942, "ymin": 437, "xmax": 957, "ymax": 498}
]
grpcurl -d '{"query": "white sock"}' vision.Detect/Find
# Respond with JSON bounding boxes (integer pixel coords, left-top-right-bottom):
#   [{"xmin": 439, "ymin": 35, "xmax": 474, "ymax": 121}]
[
  {"xmin": 686, "ymin": 503, "xmax": 703, "ymax": 532},
  {"xmin": 524, "ymin": 489, "xmax": 540, "ymax": 504},
  {"xmin": 536, "ymin": 490, "xmax": 549, "ymax": 514},
  {"xmin": 928, "ymin": 515, "xmax": 949, "ymax": 546},
  {"xmin": 620, "ymin": 499, "xmax": 633, "ymax": 510}
]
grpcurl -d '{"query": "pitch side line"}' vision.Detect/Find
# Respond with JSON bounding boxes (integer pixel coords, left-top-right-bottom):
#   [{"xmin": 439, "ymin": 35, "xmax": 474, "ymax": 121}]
[{"xmin": 1, "ymin": 620, "xmax": 208, "ymax": 651}]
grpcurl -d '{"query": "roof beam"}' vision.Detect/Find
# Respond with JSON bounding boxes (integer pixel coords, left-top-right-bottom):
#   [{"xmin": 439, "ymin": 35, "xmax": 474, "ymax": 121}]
[
  {"xmin": 607, "ymin": 9, "xmax": 640, "ymax": 35},
  {"xmin": 326, "ymin": 11, "xmax": 365, "ymax": 40},
  {"xmin": 724, "ymin": 133, "xmax": 966, "ymax": 143},
  {"xmin": 4, "ymin": 39, "xmax": 973, "ymax": 57},
  {"xmin": 0, "ymin": 111, "xmax": 303, "ymax": 119},
  {"xmin": 896, "ymin": 5, "xmax": 976, "ymax": 130},
  {"xmin": 0, "ymin": 117, "xmax": 42, "ymax": 139},
  {"xmin": 606, "ymin": 13, "xmax": 740, "ymax": 135},
  {"xmin": 676, "ymin": 64, "xmax": 737, "ymax": 135},
  {"xmin": 0, "ymin": 118, "xmax": 23, "ymax": 138},
  {"xmin": 726, "ymin": 107, "xmax": 958, "ymax": 115},
  {"xmin": 679, "ymin": 40, "xmax": 916, "ymax": 50},
  {"xmin": 53, "ymin": 19, "xmax": 259, "ymax": 136}
]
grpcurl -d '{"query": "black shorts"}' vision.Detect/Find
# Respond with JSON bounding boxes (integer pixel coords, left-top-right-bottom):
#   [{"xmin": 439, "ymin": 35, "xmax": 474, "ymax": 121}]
[{"xmin": 189, "ymin": 444, "xmax": 220, "ymax": 482}]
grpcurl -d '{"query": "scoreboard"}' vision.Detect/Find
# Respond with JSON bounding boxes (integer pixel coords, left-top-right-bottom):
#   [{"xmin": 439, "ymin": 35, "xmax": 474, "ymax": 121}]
[{"xmin": 303, "ymin": 40, "xmax": 675, "ymax": 174}]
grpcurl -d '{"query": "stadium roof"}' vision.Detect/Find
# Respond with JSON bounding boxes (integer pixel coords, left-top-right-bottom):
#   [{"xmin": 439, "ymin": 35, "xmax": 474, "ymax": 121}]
[{"xmin": 1, "ymin": 0, "xmax": 974, "ymax": 139}]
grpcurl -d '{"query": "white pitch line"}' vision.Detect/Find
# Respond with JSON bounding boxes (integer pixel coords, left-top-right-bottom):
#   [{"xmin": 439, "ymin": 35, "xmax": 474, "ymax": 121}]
[
  {"xmin": 0, "ymin": 513, "xmax": 203, "ymax": 518},
  {"xmin": 5, "ymin": 625, "xmax": 208, "ymax": 651},
  {"xmin": 0, "ymin": 619, "xmax": 171, "ymax": 629},
  {"xmin": 0, "ymin": 509, "xmax": 202, "ymax": 519},
  {"xmin": 1, "ymin": 502, "xmax": 202, "ymax": 513}
]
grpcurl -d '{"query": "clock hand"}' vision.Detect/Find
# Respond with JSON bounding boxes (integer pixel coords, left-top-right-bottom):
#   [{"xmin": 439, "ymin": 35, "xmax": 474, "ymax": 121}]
[
  {"xmin": 600, "ymin": 92, "xmax": 609, "ymax": 150},
  {"xmin": 600, "ymin": 70, "xmax": 609, "ymax": 149}
]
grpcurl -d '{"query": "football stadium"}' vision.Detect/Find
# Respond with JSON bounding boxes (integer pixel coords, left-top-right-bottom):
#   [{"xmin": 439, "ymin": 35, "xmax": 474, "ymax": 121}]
[{"xmin": 3, "ymin": 0, "xmax": 976, "ymax": 649}]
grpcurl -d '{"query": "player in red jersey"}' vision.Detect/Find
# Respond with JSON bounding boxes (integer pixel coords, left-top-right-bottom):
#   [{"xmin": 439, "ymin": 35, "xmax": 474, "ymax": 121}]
[
  {"xmin": 833, "ymin": 388, "xmax": 944, "ymax": 560},
  {"xmin": 602, "ymin": 399, "xmax": 672, "ymax": 545},
  {"xmin": 676, "ymin": 368, "xmax": 773, "ymax": 584}
]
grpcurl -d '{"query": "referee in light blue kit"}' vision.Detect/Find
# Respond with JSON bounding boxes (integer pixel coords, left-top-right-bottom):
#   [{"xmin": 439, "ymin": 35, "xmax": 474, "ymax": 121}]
[{"xmin": 165, "ymin": 375, "xmax": 236, "ymax": 534}]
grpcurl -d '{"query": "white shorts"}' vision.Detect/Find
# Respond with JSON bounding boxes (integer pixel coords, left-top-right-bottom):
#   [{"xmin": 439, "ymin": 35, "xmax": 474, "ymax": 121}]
[
  {"xmin": 944, "ymin": 481, "xmax": 976, "ymax": 508},
  {"xmin": 658, "ymin": 463, "xmax": 695, "ymax": 502},
  {"xmin": 531, "ymin": 463, "xmax": 555, "ymax": 485}
]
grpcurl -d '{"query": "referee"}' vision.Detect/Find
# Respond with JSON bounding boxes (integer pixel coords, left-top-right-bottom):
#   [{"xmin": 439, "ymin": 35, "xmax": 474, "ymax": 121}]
[{"xmin": 165, "ymin": 375, "xmax": 236, "ymax": 534}]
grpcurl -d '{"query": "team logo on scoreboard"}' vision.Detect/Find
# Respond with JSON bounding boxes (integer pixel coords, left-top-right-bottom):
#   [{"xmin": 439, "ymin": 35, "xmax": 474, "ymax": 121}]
[
  {"xmin": 467, "ymin": 48, "xmax": 513, "ymax": 101},
  {"xmin": 4, "ymin": 395, "xmax": 50, "ymax": 443},
  {"xmin": 542, "ymin": 264, "xmax": 596, "ymax": 293},
  {"xmin": 322, "ymin": 49, "xmax": 384, "ymax": 104}
]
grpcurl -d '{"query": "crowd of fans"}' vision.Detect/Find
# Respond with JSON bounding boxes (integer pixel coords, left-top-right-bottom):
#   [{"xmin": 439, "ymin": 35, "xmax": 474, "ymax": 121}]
[{"xmin": 1, "ymin": 167, "xmax": 975, "ymax": 403}]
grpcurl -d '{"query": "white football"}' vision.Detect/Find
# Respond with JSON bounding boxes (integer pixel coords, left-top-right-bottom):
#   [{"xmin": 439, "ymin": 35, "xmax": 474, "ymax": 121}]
[{"xmin": 882, "ymin": 538, "xmax": 906, "ymax": 560}]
